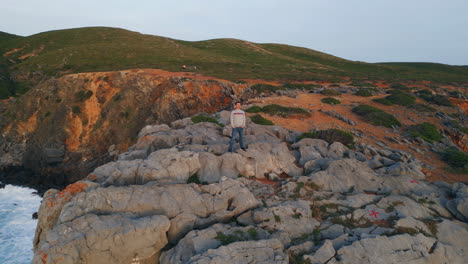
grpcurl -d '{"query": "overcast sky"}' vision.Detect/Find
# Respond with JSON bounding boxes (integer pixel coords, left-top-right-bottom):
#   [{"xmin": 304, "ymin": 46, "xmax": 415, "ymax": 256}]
[{"xmin": 2, "ymin": 0, "xmax": 468, "ymax": 65}]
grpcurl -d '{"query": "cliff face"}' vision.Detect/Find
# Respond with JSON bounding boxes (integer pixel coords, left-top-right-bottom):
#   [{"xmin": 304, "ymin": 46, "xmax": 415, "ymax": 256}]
[
  {"xmin": 0, "ymin": 69, "xmax": 246, "ymax": 189},
  {"xmin": 32, "ymin": 112, "xmax": 468, "ymax": 264}
]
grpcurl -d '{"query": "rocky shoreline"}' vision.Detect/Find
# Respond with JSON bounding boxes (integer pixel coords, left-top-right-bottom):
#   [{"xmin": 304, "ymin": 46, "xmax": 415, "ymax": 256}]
[
  {"xmin": 0, "ymin": 166, "xmax": 60, "ymax": 195},
  {"xmin": 32, "ymin": 111, "xmax": 468, "ymax": 264}
]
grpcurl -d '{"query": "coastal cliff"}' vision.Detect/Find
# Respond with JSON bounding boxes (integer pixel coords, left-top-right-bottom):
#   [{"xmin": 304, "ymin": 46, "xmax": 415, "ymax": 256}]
[
  {"xmin": 32, "ymin": 111, "xmax": 468, "ymax": 264},
  {"xmin": 0, "ymin": 69, "xmax": 245, "ymax": 190}
]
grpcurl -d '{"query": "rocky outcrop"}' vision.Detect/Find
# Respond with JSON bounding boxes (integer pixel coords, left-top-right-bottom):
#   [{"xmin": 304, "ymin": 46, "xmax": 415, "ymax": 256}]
[
  {"xmin": 34, "ymin": 214, "xmax": 170, "ymax": 264},
  {"xmin": 33, "ymin": 113, "xmax": 468, "ymax": 264},
  {"xmin": 333, "ymin": 234, "xmax": 464, "ymax": 264},
  {"xmin": 187, "ymin": 239, "xmax": 287, "ymax": 264},
  {"xmin": 0, "ymin": 69, "xmax": 247, "ymax": 190},
  {"xmin": 446, "ymin": 183, "xmax": 468, "ymax": 222}
]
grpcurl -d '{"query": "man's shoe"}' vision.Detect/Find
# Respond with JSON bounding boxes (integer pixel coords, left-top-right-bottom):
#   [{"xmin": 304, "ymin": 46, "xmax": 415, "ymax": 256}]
[{"xmin": 241, "ymin": 147, "xmax": 247, "ymax": 151}]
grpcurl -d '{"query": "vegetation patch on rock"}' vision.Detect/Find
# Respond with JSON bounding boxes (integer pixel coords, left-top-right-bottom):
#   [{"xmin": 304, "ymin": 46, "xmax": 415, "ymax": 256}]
[
  {"xmin": 420, "ymin": 94, "xmax": 454, "ymax": 107},
  {"xmin": 352, "ymin": 105, "xmax": 401, "ymax": 128},
  {"xmin": 298, "ymin": 128, "xmax": 355, "ymax": 148},
  {"xmin": 250, "ymin": 114, "xmax": 274, "ymax": 125},
  {"xmin": 385, "ymin": 93, "xmax": 416, "ymax": 106},
  {"xmin": 246, "ymin": 106, "xmax": 262, "ymax": 113},
  {"xmin": 373, "ymin": 98, "xmax": 393, "ymax": 106},
  {"xmin": 261, "ymin": 104, "xmax": 311, "ymax": 118},
  {"xmin": 321, "ymin": 97, "xmax": 341, "ymax": 105},
  {"xmin": 354, "ymin": 89, "xmax": 373, "ymax": 97},
  {"xmin": 406, "ymin": 122, "xmax": 442, "ymax": 143},
  {"xmin": 191, "ymin": 115, "xmax": 224, "ymax": 127},
  {"xmin": 440, "ymin": 147, "xmax": 468, "ymax": 174},
  {"xmin": 250, "ymin": 83, "xmax": 283, "ymax": 94},
  {"xmin": 321, "ymin": 89, "xmax": 341, "ymax": 96},
  {"xmin": 408, "ymin": 103, "xmax": 437, "ymax": 112}
]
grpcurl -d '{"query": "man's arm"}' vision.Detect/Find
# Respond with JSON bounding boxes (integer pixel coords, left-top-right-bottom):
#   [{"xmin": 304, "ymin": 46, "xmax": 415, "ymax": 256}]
[
  {"xmin": 230, "ymin": 111, "xmax": 234, "ymax": 127},
  {"xmin": 242, "ymin": 112, "xmax": 246, "ymax": 128}
]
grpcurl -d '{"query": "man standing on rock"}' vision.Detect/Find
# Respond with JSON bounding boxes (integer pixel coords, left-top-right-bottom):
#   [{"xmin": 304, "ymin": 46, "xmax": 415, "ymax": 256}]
[{"xmin": 228, "ymin": 101, "xmax": 247, "ymax": 152}]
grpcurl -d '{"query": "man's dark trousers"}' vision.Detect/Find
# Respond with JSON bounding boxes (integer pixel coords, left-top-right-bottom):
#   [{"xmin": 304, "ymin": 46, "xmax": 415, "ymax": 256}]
[{"xmin": 228, "ymin": 127, "xmax": 244, "ymax": 152}]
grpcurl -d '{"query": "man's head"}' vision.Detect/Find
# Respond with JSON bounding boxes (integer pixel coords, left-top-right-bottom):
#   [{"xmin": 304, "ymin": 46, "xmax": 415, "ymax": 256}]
[{"xmin": 235, "ymin": 101, "xmax": 241, "ymax": 110}]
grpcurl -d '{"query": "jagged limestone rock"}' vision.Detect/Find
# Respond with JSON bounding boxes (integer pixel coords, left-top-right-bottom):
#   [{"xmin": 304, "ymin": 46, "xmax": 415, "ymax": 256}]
[
  {"xmin": 306, "ymin": 159, "xmax": 382, "ymax": 193},
  {"xmin": 330, "ymin": 234, "xmax": 465, "ymax": 264},
  {"xmin": 34, "ymin": 178, "xmax": 260, "ymax": 258},
  {"xmin": 33, "ymin": 214, "xmax": 170, "ymax": 264},
  {"xmin": 446, "ymin": 183, "xmax": 468, "ymax": 222},
  {"xmin": 160, "ymin": 224, "xmax": 270, "ymax": 264},
  {"xmin": 186, "ymin": 239, "xmax": 287, "ymax": 264},
  {"xmin": 303, "ymin": 239, "xmax": 336, "ymax": 264}
]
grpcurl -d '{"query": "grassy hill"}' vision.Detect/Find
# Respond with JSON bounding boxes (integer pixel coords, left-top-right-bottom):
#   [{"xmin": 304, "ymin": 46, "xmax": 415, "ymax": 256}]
[
  {"xmin": 0, "ymin": 27, "xmax": 467, "ymax": 98},
  {"xmin": 0, "ymin": 31, "xmax": 21, "ymax": 42}
]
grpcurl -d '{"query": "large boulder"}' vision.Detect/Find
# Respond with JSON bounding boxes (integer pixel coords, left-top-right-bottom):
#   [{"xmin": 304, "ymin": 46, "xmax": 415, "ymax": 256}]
[
  {"xmin": 331, "ymin": 234, "xmax": 464, "ymax": 264},
  {"xmin": 33, "ymin": 181, "xmax": 100, "ymax": 251},
  {"xmin": 303, "ymin": 239, "xmax": 336, "ymax": 264},
  {"xmin": 436, "ymin": 219, "xmax": 468, "ymax": 256},
  {"xmin": 160, "ymin": 224, "xmax": 270, "ymax": 264},
  {"xmin": 237, "ymin": 142, "xmax": 302, "ymax": 178},
  {"xmin": 33, "ymin": 178, "xmax": 260, "ymax": 258},
  {"xmin": 292, "ymin": 138, "xmax": 329, "ymax": 166},
  {"xmin": 89, "ymin": 142, "xmax": 302, "ymax": 186},
  {"xmin": 89, "ymin": 148, "xmax": 201, "ymax": 186},
  {"xmin": 306, "ymin": 159, "xmax": 383, "ymax": 193},
  {"xmin": 446, "ymin": 183, "xmax": 468, "ymax": 222},
  {"xmin": 186, "ymin": 239, "xmax": 287, "ymax": 264},
  {"xmin": 251, "ymin": 200, "xmax": 320, "ymax": 244},
  {"xmin": 33, "ymin": 214, "xmax": 170, "ymax": 264}
]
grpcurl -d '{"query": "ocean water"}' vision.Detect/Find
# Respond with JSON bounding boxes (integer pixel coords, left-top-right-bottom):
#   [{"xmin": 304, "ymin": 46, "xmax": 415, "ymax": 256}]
[{"xmin": 0, "ymin": 185, "xmax": 41, "ymax": 264}]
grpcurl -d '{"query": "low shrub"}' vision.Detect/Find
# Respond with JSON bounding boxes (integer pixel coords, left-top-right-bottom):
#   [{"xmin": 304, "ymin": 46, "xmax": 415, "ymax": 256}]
[
  {"xmin": 72, "ymin": 106, "xmax": 81, "ymax": 114},
  {"xmin": 352, "ymin": 105, "xmax": 401, "ymax": 128},
  {"xmin": 373, "ymin": 98, "xmax": 393, "ymax": 105},
  {"xmin": 386, "ymin": 89, "xmax": 404, "ymax": 94},
  {"xmin": 385, "ymin": 93, "xmax": 416, "ymax": 106},
  {"xmin": 261, "ymin": 104, "xmax": 311, "ymax": 118},
  {"xmin": 246, "ymin": 106, "xmax": 262, "ymax": 113},
  {"xmin": 415, "ymin": 89, "xmax": 433, "ymax": 97},
  {"xmin": 390, "ymin": 83, "xmax": 409, "ymax": 90},
  {"xmin": 406, "ymin": 122, "xmax": 442, "ymax": 143},
  {"xmin": 191, "ymin": 115, "xmax": 224, "ymax": 127},
  {"xmin": 321, "ymin": 97, "xmax": 341, "ymax": 105},
  {"xmin": 75, "ymin": 90, "xmax": 93, "ymax": 102},
  {"xmin": 215, "ymin": 232, "xmax": 243, "ymax": 246},
  {"xmin": 298, "ymin": 128, "xmax": 355, "ymax": 148},
  {"xmin": 421, "ymin": 94, "xmax": 453, "ymax": 107},
  {"xmin": 448, "ymin": 90, "xmax": 463, "ymax": 98},
  {"xmin": 321, "ymin": 89, "xmax": 341, "ymax": 96},
  {"xmin": 408, "ymin": 103, "xmax": 437, "ymax": 112},
  {"xmin": 354, "ymin": 89, "xmax": 373, "ymax": 97},
  {"xmin": 349, "ymin": 80, "xmax": 374, "ymax": 87},
  {"xmin": 250, "ymin": 114, "xmax": 274, "ymax": 125},
  {"xmin": 250, "ymin": 83, "xmax": 282, "ymax": 93},
  {"xmin": 187, "ymin": 174, "xmax": 208, "ymax": 185},
  {"xmin": 282, "ymin": 83, "xmax": 320, "ymax": 90},
  {"xmin": 440, "ymin": 147, "xmax": 468, "ymax": 174}
]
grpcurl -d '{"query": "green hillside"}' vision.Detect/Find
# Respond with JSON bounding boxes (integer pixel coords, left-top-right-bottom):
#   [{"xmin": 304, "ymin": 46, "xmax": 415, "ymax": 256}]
[
  {"xmin": 0, "ymin": 31, "xmax": 21, "ymax": 42},
  {"xmin": 0, "ymin": 27, "xmax": 467, "ymax": 98}
]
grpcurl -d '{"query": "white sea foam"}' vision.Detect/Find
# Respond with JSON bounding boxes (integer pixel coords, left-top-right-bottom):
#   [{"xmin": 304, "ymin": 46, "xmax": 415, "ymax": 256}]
[{"xmin": 0, "ymin": 185, "xmax": 41, "ymax": 264}]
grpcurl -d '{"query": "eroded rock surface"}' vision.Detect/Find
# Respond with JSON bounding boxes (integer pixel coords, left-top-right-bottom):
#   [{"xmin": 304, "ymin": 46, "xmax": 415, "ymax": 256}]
[{"xmin": 32, "ymin": 112, "xmax": 468, "ymax": 264}]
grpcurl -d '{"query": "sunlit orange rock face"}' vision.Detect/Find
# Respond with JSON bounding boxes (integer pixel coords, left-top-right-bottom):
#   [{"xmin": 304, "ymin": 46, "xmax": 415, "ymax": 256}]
[
  {"xmin": 450, "ymin": 98, "xmax": 468, "ymax": 115},
  {"xmin": 0, "ymin": 69, "xmax": 246, "ymax": 185}
]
